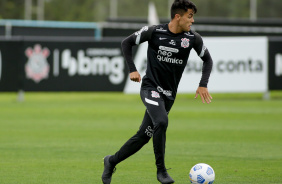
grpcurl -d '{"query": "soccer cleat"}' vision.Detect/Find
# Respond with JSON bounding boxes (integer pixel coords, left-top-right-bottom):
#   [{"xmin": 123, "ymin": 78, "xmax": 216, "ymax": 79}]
[
  {"xmin": 157, "ymin": 169, "xmax": 175, "ymax": 184},
  {"xmin": 102, "ymin": 155, "xmax": 116, "ymax": 184}
]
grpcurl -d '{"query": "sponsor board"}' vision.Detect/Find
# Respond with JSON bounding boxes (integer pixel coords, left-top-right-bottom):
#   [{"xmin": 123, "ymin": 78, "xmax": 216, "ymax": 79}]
[
  {"xmin": 23, "ymin": 43, "xmax": 126, "ymax": 91},
  {"xmin": 179, "ymin": 37, "xmax": 268, "ymax": 93},
  {"xmin": 0, "ymin": 37, "xmax": 279, "ymax": 92},
  {"xmin": 0, "ymin": 41, "xmax": 127, "ymax": 91},
  {"xmin": 125, "ymin": 37, "xmax": 268, "ymax": 93}
]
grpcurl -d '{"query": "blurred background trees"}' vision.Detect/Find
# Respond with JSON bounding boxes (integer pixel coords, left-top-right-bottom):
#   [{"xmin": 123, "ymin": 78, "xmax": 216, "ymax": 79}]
[{"xmin": 0, "ymin": 0, "xmax": 281, "ymax": 22}]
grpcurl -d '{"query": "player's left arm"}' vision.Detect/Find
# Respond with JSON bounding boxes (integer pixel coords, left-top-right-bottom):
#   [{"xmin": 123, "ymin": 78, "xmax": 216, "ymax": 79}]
[{"xmin": 193, "ymin": 32, "xmax": 213, "ymax": 104}]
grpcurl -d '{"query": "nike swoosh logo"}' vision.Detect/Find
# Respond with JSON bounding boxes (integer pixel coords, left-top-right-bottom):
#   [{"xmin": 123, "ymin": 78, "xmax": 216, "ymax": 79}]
[{"xmin": 159, "ymin": 37, "xmax": 167, "ymax": 40}]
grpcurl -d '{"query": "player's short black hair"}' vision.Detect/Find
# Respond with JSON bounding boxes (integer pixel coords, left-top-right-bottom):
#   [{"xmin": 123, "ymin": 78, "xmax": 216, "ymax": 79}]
[{"xmin": 170, "ymin": 0, "xmax": 197, "ymax": 19}]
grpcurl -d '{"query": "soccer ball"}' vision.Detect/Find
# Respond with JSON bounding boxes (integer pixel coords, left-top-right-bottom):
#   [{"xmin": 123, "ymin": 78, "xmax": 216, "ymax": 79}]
[{"xmin": 189, "ymin": 163, "xmax": 215, "ymax": 184}]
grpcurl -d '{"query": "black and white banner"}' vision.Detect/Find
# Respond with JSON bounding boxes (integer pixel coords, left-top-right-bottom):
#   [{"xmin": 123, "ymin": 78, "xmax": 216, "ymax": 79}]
[
  {"xmin": 0, "ymin": 36, "xmax": 280, "ymax": 92},
  {"xmin": 0, "ymin": 40, "xmax": 128, "ymax": 91}
]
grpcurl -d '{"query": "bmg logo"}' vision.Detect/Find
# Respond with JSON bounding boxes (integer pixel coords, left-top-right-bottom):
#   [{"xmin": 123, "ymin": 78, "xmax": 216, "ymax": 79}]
[{"xmin": 275, "ymin": 53, "xmax": 282, "ymax": 77}]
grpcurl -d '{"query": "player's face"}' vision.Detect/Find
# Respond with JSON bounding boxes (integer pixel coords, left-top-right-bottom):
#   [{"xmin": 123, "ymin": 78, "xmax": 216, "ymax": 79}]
[{"xmin": 178, "ymin": 9, "xmax": 195, "ymax": 32}]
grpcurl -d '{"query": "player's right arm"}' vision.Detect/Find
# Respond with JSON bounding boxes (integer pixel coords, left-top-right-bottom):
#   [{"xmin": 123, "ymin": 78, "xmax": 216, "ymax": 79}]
[{"xmin": 121, "ymin": 26, "xmax": 155, "ymax": 82}]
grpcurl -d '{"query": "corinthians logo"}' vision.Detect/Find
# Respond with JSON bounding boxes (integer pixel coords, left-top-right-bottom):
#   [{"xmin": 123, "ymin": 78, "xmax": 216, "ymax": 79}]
[
  {"xmin": 181, "ymin": 38, "xmax": 190, "ymax": 48},
  {"xmin": 25, "ymin": 44, "xmax": 50, "ymax": 83}
]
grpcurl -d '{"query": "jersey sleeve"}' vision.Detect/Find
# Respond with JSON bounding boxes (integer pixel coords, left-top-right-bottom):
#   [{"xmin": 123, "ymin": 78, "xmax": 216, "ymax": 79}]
[
  {"xmin": 193, "ymin": 32, "xmax": 213, "ymax": 87},
  {"xmin": 121, "ymin": 26, "xmax": 155, "ymax": 73}
]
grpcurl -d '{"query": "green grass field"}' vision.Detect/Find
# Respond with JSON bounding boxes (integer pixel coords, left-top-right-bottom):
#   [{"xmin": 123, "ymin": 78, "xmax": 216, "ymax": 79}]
[{"xmin": 0, "ymin": 92, "xmax": 281, "ymax": 184}]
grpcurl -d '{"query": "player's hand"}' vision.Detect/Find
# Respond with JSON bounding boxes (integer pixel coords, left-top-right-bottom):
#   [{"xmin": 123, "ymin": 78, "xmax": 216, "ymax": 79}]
[
  {"xmin": 195, "ymin": 87, "xmax": 212, "ymax": 104},
  {"xmin": 130, "ymin": 71, "xmax": 141, "ymax": 83}
]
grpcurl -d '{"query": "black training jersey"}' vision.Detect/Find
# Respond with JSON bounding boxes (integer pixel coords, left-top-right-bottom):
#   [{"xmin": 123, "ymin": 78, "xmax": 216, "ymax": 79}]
[{"xmin": 122, "ymin": 23, "xmax": 212, "ymax": 101}]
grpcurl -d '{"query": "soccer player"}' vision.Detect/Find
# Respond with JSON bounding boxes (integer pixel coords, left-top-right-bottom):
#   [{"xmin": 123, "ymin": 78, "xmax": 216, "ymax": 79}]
[{"xmin": 102, "ymin": 0, "xmax": 213, "ymax": 183}]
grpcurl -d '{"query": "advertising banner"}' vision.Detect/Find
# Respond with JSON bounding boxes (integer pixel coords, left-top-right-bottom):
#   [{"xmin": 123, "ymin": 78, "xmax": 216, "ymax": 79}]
[
  {"xmin": 124, "ymin": 37, "xmax": 268, "ymax": 93},
  {"xmin": 0, "ymin": 40, "xmax": 128, "ymax": 91},
  {"xmin": 0, "ymin": 37, "xmax": 273, "ymax": 93}
]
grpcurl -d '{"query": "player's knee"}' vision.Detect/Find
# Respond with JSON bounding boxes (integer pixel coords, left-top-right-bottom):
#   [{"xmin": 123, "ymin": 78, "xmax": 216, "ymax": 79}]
[{"xmin": 155, "ymin": 116, "xmax": 168, "ymax": 129}]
